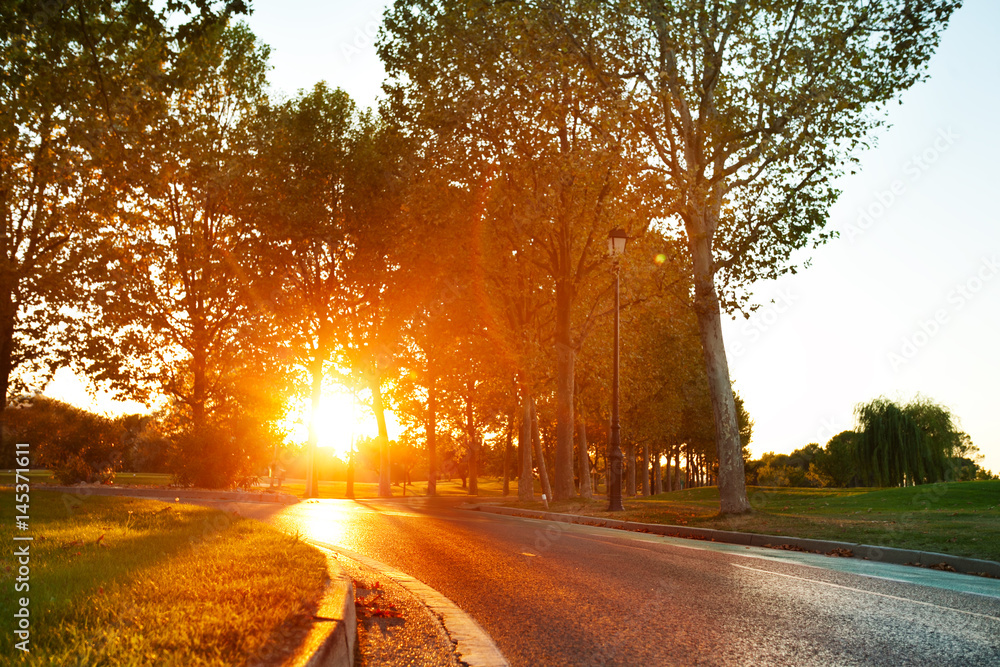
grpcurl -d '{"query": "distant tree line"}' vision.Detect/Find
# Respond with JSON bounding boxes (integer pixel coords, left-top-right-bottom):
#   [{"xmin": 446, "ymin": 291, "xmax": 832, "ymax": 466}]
[
  {"xmin": 746, "ymin": 397, "xmax": 995, "ymax": 488},
  {"xmin": 0, "ymin": 397, "xmax": 170, "ymax": 483}
]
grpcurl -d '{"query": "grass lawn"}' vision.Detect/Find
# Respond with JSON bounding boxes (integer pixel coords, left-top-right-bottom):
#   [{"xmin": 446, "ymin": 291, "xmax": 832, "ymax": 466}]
[
  {"xmin": 0, "ymin": 489, "xmax": 327, "ymax": 665},
  {"xmin": 0, "ymin": 470, "xmax": 175, "ymax": 487},
  {"xmin": 499, "ymin": 481, "xmax": 1000, "ymax": 563}
]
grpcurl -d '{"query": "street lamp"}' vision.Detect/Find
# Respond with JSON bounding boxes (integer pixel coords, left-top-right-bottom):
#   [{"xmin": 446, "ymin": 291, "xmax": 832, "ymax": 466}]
[{"xmin": 607, "ymin": 228, "xmax": 627, "ymax": 512}]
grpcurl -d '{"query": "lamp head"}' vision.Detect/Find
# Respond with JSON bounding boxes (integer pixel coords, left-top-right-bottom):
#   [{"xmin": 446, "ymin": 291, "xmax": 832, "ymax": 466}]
[{"xmin": 607, "ymin": 228, "xmax": 628, "ymax": 257}]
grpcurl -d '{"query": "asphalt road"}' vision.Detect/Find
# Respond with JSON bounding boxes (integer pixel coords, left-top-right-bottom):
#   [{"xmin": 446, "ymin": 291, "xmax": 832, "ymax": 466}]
[{"xmin": 224, "ymin": 496, "xmax": 1000, "ymax": 666}]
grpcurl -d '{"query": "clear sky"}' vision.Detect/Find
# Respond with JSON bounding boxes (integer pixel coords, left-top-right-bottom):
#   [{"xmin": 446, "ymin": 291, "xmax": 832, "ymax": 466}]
[{"xmin": 46, "ymin": 0, "xmax": 999, "ymax": 471}]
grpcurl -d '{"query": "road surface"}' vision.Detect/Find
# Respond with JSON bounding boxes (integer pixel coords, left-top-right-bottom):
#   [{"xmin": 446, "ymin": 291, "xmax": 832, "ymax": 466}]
[{"xmin": 221, "ymin": 496, "xmax": 1000, "ymax": 666}]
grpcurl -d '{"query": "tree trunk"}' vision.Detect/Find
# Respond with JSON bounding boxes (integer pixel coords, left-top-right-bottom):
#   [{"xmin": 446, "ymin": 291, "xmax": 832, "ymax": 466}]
[
  {"xmin": 664, "ymin": 449, "xmax": 672, "ymax": 492},
  {"xmin": 640, "ymin": 443, "xmax": 649, "ymax": 496},
  {"xmin": 305, "ymin": 356, "xmax": 323, "ymax": 498},
  {"xmin": 685, "ymin": 443, "xmax": 691, "ymax": 489},
  {"xmin": 653, "ymin": 449, "xmax": 663, "ymax": 494},
  {"xmin": 502, "ymin": 407, "xmax": 513, "ymax": 496},
  {"xmin": 465, "ymin": 380, "xmax": 478, "ymax": 496},
  {"xmin": 576, "ymin": 411, "xmax": 593, "ymax": 499},
  {"xmin": 688, "ymin": 219, "xmax": 751, "ymax": 513},
  {"xmin": 426, "ymin": 380, "xmax": 437, "ymax": 497},
  {"xmin": 190, "ymin": 341, "xmax": 209, "ymax": 484},
  {"xmin": 676, "ymin": 450, "xmax": 683, "ymax": 490},
  {"xmin": 518, "ymin": 390, "xmax": 534, "ymax": 501},
  {"xmin": 553, "ymin": 280, "xmax": 576, "ymax": 500},
  {"xmin": 625, "ymin": 441, "xmax": 635, "ymax": 496},
  {"xmin": 371, "ymin": 375, "xmax": 391, "ymax": 497},
  {"xmin": 530, "ymin": 397, "xmax": 552, "ymax": 499},
  {"xmin": 0, "ymin": 282, "xmax": 16, "ymax": 413}
]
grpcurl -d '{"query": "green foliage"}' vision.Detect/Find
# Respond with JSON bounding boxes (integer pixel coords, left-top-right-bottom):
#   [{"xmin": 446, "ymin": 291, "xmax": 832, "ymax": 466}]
[
  {"xmin": 100, "ymin": 22, "xmax": 283, "ymax": 488},
  {"xmin": 2, "ymin": 396, "xmax": 123, "ymax": 483},
  {"xmin": 0, "ymin": 0, "xmax": 248, "ymax": 405},
  {"xmin": 812, "ymin": 431, "xmax": 862, "ymax": 488},
  {"xmin": 854, "ymin": 396, "xmax": 963, "ymax": 487},
  {"xmin": 750, "ymin": 445, "xmax": 826, "ymax": 487}
]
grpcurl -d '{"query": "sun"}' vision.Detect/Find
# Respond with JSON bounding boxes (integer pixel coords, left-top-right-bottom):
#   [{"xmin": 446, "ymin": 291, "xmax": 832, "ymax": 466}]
[{"xmin": 284, "ymin": 388, "xmax": 402, "ymax": 461}]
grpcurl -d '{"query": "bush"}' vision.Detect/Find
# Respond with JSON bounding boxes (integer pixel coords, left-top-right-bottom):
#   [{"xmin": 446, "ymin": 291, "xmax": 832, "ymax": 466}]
[{"xmin": 3, "ymin": 396, "xmax": 124, "ymax": 483}]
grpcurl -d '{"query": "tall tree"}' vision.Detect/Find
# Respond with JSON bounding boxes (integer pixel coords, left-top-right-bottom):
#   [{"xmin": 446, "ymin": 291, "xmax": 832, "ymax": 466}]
[
  {"xmin": 335, "ymin": 110, "xmax": 413, "ymax": 498},
  {"xmin": 105, "ymin": 22, "xmax": 271, "ymax": 487},
  {"xmin": 0, "ymin": 0, "xmax": 244, "ymax": 411},
  {"xmin": 533, "ymin": 0, "xmax": 961, "ymax": 512},
  {"xmin": 380, "ymin": 0, "xmax": 657, "ymax": 500},
  {"xmin": 239, "ymin": 83, "xmax": 358, "ymax": 498}
]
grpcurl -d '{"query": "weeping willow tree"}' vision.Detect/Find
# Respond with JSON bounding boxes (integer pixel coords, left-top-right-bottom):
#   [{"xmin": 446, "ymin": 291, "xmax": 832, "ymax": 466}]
[{"xmin": 854, "ymin": 397, "xmax": 959, "ymax": 487}]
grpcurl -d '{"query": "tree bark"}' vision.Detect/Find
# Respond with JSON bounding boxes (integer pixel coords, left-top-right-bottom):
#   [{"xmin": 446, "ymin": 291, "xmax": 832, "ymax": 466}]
[
  {"xmin": 502, "ymin": 407, "xmax": 513, "ymax": 496},
  {"xmin": 553, "ymin": 280, "xmax": 576, "ymax": 500},
  {"xmin": 530, "ymin": 397, "xmax": 552, "ymax": 499},
  {"xmin": 576, "ymin": 411, "xmax": 593, "ymax": 499},
  {"xmin": 371, "ymin": 375, "xmax": 391, "ymax": 497},
  {"xmin": 685, "ymin": 443, "xmax": 691, "ymax": 489},
  {"xmin": 688, "ymin": 218, "xmax": 751, "ymax": 512},
  {"xmin": 518, "ymin": 390, "xmax": 534, "ymax": 501},
  {"xmin": 640, "ymin": 443, "xmax": 649, "ymax": 496},
  {"xmin": 465, "ymin": 380, "xmax": 478, "ymax": 496},
  {"xmin": 0, "ymin": 282, "xmax": 16, "ymax": 413},
  {"xmin": 653, "ymin": 449, "xmax": 663, "ymax": 494},
  {"xmin": 305, "ymin": 355, "xmax": 323, "ymax": 498},
  {"xmin": 625, "ymin": 441, "xmax": 635, "ymax": 496},
  {"xmin": 426, "ymin": 380, "xmax": 437, "ymax": 497},
  {"xmin": 664, "ymin": 448, "xmax": 672, "ymax": 492}
]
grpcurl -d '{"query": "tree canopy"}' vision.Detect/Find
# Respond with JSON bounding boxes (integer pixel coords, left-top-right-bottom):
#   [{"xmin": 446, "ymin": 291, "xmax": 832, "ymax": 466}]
[{"xmin": 8, "ymin": 1, "xmax": 969, "ymax": 498}]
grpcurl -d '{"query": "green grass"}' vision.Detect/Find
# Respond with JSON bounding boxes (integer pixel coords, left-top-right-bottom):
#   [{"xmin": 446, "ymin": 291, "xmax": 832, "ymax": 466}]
[
  {"xmin": 0, "ymin": 489, "xmax": 327, "ymax": 665},
  {"xmin": 0, "ymin": 470, "xmax": 175, "ymax": 487},
  {"xmin": 500, "ymin": 481, "xmax": 1000, "ymax": 563}
]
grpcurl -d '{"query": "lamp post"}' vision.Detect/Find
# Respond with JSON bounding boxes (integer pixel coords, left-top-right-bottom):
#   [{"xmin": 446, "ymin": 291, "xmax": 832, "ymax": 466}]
[{"xmin": 607, "ymin": 228, "xmax": 627, "ymax": 512}]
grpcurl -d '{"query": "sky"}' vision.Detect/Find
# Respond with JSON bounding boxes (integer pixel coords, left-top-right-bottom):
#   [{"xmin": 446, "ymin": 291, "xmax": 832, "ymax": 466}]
[{"xmin": 45, "ymin": 0, "xmax": 1000, "ymax": 471}]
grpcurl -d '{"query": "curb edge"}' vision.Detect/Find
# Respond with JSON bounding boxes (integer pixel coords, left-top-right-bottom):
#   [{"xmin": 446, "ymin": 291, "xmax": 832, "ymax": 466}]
[{"xmin": 289, "ymin": 551, "xmax": 357, "ymax": 667}]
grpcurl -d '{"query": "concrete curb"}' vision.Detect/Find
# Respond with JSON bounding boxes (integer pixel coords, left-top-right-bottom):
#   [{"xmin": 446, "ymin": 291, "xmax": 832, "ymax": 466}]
[
  {"xmin": 467, "ymin": 504, "xmax": 1000, "ymax": 579},
  {"xmin": 305, "ymin": 540, "xmax": 509, "ymax": 667},
  {"xmin": 287, "ymin": 551, "xmax": 356, "ymax": 667},
  {"xmin": 33, "ymin": 484, "xmax": 300, "ymax": 504}
]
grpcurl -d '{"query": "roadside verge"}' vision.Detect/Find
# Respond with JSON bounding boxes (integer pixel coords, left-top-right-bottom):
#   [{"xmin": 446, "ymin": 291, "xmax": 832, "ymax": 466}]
[
  {"xmin": 466, "ymin": 504, "xmax": 1000, "ymax": 579},
  {"xmin": 34, "ymin": 484, "xmax": 299, "ymax": 504}
]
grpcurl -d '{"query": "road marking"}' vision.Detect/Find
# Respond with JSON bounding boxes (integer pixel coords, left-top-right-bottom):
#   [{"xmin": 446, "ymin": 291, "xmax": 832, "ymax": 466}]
[
  {"xmin": 732, "ymin": 563, "xmax": 1000, "ymax": 622},
  {"xmin": 520, "ymin": 552, "xmax": 537, "ymax": 557},
  {"xmin": 306, "ymin": 539, "xmax": 510, "ymax": 667}
]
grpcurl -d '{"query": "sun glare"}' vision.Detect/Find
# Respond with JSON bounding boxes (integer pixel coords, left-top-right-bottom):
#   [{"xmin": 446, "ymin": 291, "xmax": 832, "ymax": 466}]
[{"xmin": 284, "ymin": 390, "xmax": 401, "ymax": 461}]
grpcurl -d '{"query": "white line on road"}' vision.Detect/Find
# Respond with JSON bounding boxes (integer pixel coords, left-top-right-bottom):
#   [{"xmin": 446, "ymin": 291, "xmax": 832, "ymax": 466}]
[
  {"xmin": 306, "ymin": 539, "xmax": 510, "ymax": 667},
  {"xmin": 732, "ymin": 563, "xmax": 1000, "ymax": 622}
]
